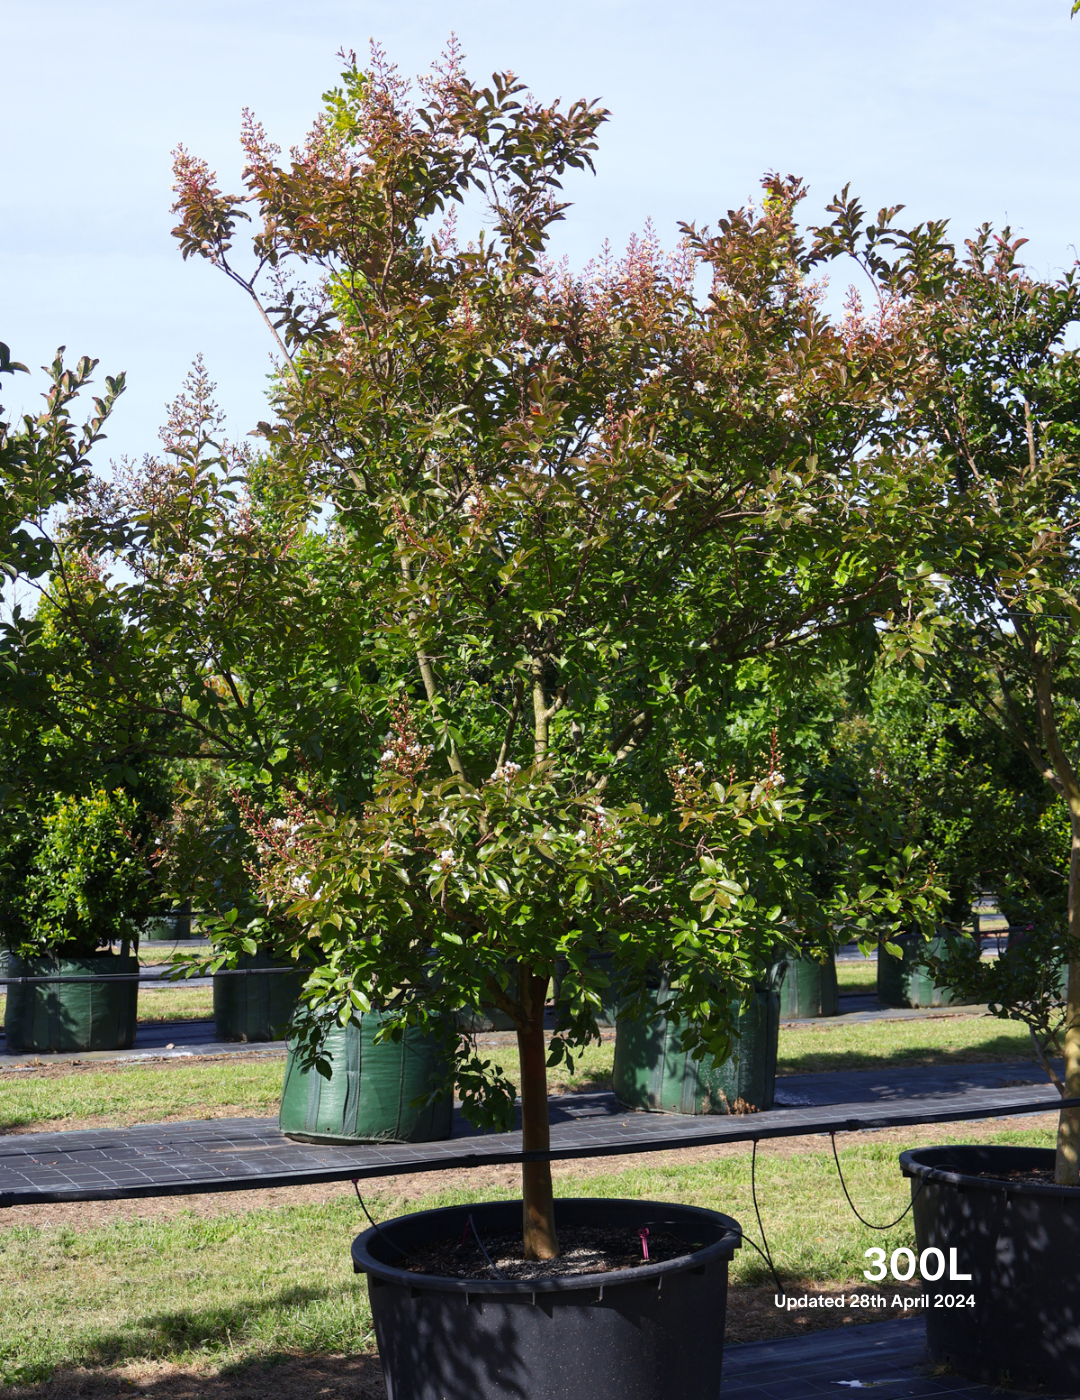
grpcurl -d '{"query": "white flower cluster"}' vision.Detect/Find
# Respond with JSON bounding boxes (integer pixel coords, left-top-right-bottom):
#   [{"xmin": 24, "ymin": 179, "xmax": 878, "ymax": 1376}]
[
  {"xmin": 490, "ymin": 761, "xmax": 521, "ymax": 782},
  {"xmin": 378, "ymin": 740, "xmax": 425, "ymax": 769},
  {"xmin": 438, "ymin": 848, "xmax": 457, "ymax": 870}
]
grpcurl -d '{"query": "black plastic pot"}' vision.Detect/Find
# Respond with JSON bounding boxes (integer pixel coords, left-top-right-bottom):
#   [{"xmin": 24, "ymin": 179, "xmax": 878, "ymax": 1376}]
[
  {"xmin": 3, "ymin": 952, "xmax": 138, "ymax": 1052},
  {"xmin": 351, "ymin": 1196, "xmax": 741, "ymax": 1400},
  {"xmin": 900, "ymin": 1144, "xmax": 1080, "ymax": 1391}
]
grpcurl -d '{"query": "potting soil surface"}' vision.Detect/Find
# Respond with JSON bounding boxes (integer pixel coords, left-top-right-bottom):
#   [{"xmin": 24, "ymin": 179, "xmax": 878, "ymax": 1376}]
[
  {"xmin": 969, "ymin": 1164, "xmax": 1065, "ymax": 1186},
  {"xmin": 402, "ymin": 1223, "xmax": 692, "ymax": 1280}
]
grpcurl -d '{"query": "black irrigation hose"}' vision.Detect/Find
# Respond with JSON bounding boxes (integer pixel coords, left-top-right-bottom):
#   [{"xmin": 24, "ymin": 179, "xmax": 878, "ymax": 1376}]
[
  {"xmin": 355, "ymin": 1130, "xmax": 923, "ymax": 1298},
  {"xmin": 749, "ymin": 1139, "xmax": 785, "ymax": 1297},
  {"xmin": 463, "ymin": 1213, "xmax": 509, "ymax": 1279},
  {"xmin": 829, "ymin": 1132, "xmax": 928, "ymax": 1231},
  {"xmin": 725, "ymin": 1225, "xmax": 786, "ymax": 1297},
  {"xmin": 352, "ymin": 1179, "xmax": 410, "ymax": 1260},
  {"xmin": 351, "ymin": 1181, "xmax": 508, "ymax": 1279}
]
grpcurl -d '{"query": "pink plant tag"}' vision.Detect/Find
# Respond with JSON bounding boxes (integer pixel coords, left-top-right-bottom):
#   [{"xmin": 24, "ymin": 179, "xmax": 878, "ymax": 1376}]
[{"xmin": 638, "ymin": 1226, "xmax": 650, "ymax": 1261}]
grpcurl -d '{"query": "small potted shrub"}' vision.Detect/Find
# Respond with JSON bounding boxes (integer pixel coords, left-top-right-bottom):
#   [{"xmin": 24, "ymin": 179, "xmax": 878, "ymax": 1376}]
[
  {"xmin": 877, "ymin": 928, "xmax": 980, "ymax": 1008},
  {"xmin": 2, "ymin": 788, "xmax": 158, "ymax": 1052},
  {"xmin": 230, "ymin": 789, "xmax": 454, "ymax": 1142}
]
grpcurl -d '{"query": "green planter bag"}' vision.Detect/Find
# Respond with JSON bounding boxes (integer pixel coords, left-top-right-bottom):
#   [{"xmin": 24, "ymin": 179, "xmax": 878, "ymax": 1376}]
[
  {"xmin": 4, "ymin": 952, "xmax": 138, "ymax": 1052},
  {"xmin": 213, "ymin": 949, "xmax": 306, "ymax": 1042},
  {"xmin": 613, "ymin": 986, "xmax": 780, "ymax": 1114},
  {"xmin": 775, "ymin": 948, "xmax": 839, "ymax": 1019},
  {"xmin": 552, "ymin": 950, "xmax": 627, "ymax": 1029},
  {"xmin": 877, "ymin": 933, "xmax": 979, "ymax": 1009},
  {"xmin": 144, "ymin": 908, "xmax": 193, "ymax": 942},
  {"xmin": 455, "ymin": 958, "xmax": 521, "ymax": 1033},
  {"xmin": 279, "ymin": 1012, "xmax": 454, "ymax": 1144}
]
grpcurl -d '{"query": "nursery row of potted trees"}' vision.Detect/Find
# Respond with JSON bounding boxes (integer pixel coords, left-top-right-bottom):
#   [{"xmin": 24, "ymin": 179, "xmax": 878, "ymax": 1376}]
[{"xmin": 7, "ymin": 37, "xmax": 1080, "ymax": 1399}]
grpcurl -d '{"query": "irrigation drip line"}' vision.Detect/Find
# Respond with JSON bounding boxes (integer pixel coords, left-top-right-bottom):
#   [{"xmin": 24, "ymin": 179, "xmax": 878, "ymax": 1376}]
[
  {"xmin": 463, "ymin": 1213, "xmax": 509, "ymax": 1278},
  {"xmin": 351, "ymin": 1183, "xmax": 508, "ymax": 1279},
  {"xmin": 352, "ymin": 1180, "xmax": 410, "ymax": 1260},
  {"xmin": 825, "ymin": 1095, "xmax": 1080, "ymax": 1233},
  {"xmin": 829, "ymin": 1131, "xmax": 928, "ymax": 1231},
  {"xmin": 749, "ymin": 1138, "xmax": 785, "ymax": 1297},
  {"xmin": 750, "ymin": 1095, "xmax": 1080, "ymax": 1288}
]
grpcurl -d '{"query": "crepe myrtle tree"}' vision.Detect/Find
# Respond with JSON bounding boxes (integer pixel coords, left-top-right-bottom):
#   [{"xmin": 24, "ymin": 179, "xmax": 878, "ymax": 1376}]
[
  {"xmin": 241, "ymin": 701, "xmax": 938, "ymax": 1260},
  {"xmin": 815, "ymin": 195, "xmax": 1080, "ymax": 1182},
  {"xmin": 170, "ymin": 45, "xmax": 950, "ymax": 1254}
]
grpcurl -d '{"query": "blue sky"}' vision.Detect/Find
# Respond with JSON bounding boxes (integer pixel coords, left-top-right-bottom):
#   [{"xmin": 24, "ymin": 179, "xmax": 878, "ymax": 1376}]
[{"xmin": 2, "ymin": 0, "xmax": 1077, "ymax": 462}]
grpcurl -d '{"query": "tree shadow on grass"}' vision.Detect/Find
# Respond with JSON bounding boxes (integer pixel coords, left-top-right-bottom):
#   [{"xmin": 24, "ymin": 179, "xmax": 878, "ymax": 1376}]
[
  {"xmin": 0, "ymin": 1351, "xmax": 386, "ymax": 1400},
  {"xmin": 778, "ymin": 1035, "xmax": 1051, "ymax": 1077},
  {"xmin": 556, "ymin": 1068, "xmax": 612, "ymax": 1094},
  {"xmin": 0, "ymin": 1283, "xmax": 386, "ymax": 1400}
]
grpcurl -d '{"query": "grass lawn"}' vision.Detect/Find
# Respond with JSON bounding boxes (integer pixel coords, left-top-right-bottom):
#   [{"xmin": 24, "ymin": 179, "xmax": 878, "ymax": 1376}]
[
  {"xmin": 136, "ymin": 987, "xmax": 215, "ymax": 1022},
  {"xmin": 0, "ymin": 1059, "xmax": 287, "ymax": 1133},
  {"xmin": 776, "ymin": 1012, "xmax": 1033, "ymax": 1075},
  {"xmin": 0, "ymin": 1120, "xmax": 1057, "ymax": 1389},
  {"xmin": 835, "ymin": 960, "xmax": 877, "ymax": 995}
]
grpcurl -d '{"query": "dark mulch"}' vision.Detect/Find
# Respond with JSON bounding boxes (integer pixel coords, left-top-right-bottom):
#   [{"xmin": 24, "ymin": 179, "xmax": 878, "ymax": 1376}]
[
  {"xmin": 403, "ymin": 1223, "xmax": 696, "ymax": 1281},
  {"xmin": 970, "ymin": 1165, "xmax": 1065, "ymax": 1186}
]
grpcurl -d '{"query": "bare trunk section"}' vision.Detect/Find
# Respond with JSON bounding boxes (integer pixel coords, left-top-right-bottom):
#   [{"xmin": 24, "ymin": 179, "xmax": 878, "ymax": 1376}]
[
  {"xmin": 517, "ymin": 967, "xmax": 558, "ymax": 1259},
  {"xmin": 515, "ymin": 656, "xmax": 561, "ymax": 1256},
  {"xmin": 399, "ymin": 557, "xmax": 466, "ymax": 780},
  {"xmin": 1056, "ymin": 811, "xmax": 1080, "ymax": 1184},
  {"xmin": 1029, "ymin": 657, "xmax": 1080, "ymax": 1183},
  {"xmin": 532, "ymin": 660, "xmax": 550, "ymax": 762}
]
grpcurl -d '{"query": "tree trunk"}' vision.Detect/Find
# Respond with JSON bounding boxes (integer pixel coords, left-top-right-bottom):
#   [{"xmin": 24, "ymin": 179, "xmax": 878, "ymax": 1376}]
[
  {"xmin": 517, "ymin": 967, "xmax": 559, "ymax": 1259},
  {"xmin": 1055, "ymin": 808, "xmax": 1080, "ymax": 1184},
  {"xmin": 1030, "ymin": 659, "xmax": 1080, "ymax": 1184}
]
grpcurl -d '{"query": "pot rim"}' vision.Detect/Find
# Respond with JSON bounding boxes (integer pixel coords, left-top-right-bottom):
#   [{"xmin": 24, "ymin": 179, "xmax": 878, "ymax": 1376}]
[
  {"xmin": 351, "ymin": 1195, "xmax": 742, "ymax": 1295},
  {"xmin": 899, "ymin": 1144, "xmax": 1080, "ymax": 1199}
]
